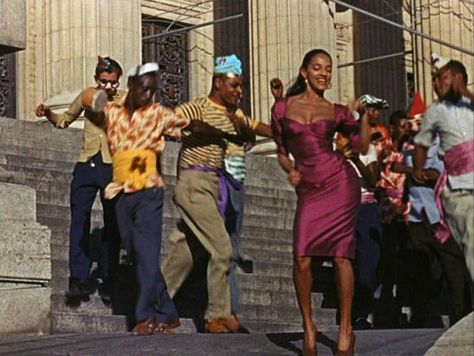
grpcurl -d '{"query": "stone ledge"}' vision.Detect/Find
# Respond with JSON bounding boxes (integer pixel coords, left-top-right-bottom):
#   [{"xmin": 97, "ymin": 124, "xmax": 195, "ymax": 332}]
[
  {"xmin": 425, "ymin": 312, "xmax": 474, "ymax": 356},
  {"xmin": 0, "ymin": 182, "xmax": 36, "ymax": 220},
  {"xmin": 0, "ymin": 284, "xmax": 51, "ymax": 337}
]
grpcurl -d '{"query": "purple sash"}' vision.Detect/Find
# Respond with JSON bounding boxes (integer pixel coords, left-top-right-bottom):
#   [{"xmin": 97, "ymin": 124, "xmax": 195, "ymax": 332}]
[
  {"xmin": 185, "ymin": 165, "xmax": 243, "ymax": 217},
  {"xmin": 434, "ymin": 139, "xmax": 474, "ymax": 243}
]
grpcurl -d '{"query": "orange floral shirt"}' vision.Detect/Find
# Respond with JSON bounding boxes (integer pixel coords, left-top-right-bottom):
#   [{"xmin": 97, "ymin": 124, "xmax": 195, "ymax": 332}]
[
  {"xmin": 102, "ymin": 101, "xmax": 189, "ymax": 198},
  {"xmin": 371, "ymin": 124, "xmax": 410, "ymax": 223}
]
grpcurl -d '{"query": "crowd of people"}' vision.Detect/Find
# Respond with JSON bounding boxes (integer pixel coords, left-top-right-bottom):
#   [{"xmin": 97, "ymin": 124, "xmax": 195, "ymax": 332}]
[{"xmin": 34, "ymin": 49, "xmax": 473, "ymax": 356}]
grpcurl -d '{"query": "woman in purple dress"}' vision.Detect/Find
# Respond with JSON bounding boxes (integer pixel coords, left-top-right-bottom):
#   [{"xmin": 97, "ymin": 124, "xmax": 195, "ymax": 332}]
[{"xmin": 271, "ymin": 49, "xmax": 369, "ymax": 355}]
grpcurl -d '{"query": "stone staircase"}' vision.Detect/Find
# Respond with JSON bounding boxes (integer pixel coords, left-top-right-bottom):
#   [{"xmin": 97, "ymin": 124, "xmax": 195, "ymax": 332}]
[{"xmin": 0, "ymin": 117, "xmax": 338, "ymax": 334}]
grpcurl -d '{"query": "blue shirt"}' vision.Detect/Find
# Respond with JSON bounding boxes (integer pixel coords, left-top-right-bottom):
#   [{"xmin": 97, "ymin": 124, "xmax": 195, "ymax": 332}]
[{"xmin": 404, "ymin": 137, "xmax": 444, "ymax": 224}]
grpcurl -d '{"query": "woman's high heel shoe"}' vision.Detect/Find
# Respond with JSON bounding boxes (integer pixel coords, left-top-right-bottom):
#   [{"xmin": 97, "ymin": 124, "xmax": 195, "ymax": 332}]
[
  {"xmin": 336, "ymin": 332, "xmax": 356, "ymax": 356},
  {"xmin": 302, "ymin": 323, "xmax": 318, "ymax": 356}
]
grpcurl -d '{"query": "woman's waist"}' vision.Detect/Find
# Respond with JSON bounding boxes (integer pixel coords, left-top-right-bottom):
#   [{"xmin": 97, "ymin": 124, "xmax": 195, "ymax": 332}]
[{"xmin": 295, "ymin": 151, "xmax": 344, "ymax": 167}]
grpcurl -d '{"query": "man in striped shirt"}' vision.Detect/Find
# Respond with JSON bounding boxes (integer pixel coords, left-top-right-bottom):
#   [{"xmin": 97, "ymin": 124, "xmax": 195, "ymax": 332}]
[{"xmin": 162, "ymin": 54, "xmax": 255, "ymax": 333}]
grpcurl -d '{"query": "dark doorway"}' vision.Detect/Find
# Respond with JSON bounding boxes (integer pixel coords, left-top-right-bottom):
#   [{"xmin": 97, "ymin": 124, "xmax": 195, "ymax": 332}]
[
  {"xmin": 142, "ymin": 18, "xmax": 189, "ymax": 107},
  {"xmin": 213, "ymin": 0, "xmax": 250, "ymax": 114},
  {"xmin": 0, "ymin": 54, "xmax": 16, "ymax": 118}
]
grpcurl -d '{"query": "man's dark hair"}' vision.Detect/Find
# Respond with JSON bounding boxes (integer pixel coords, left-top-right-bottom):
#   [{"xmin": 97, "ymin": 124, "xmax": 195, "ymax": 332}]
[
  {"xmin": 95, "ymin": 56, "xmax": 123, "ymax": 78},
  {"xmin": 389, "ymin": 110, "xmax": 407, "ymax": 126},
  {"xmin": 446, "ymin": 60, "xmax": 468, "ymax": 85}
]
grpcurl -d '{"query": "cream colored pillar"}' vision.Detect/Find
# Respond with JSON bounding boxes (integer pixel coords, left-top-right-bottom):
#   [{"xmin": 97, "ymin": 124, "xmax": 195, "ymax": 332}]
[
  {"xmin": 17, "ymin": 0, "xmax": 141, "ymax": 123},
  {"xmin": 411, "ymin": 0, "xmax": 474, "ymax": 105},
  {"xmin": 335, "ymin": 8, "xmax": 355, "ymax": 105},
  {"xmin": 248, "ymin": 0, "xmax": 338, "ymax": 128}
]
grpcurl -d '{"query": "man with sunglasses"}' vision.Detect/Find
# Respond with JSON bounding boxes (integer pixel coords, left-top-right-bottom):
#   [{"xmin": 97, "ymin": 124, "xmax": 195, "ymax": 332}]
[{"xmin": 35, "ymin": 56, "xmax": 124, "ymax": 305}]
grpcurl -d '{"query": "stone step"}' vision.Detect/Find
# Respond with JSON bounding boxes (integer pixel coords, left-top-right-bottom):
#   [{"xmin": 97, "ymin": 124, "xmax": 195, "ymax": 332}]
[
  {"xmin": 2, "ymin": 162, "xmax": 296, "ymax": 218},
  {"xmin": 238, "ymin": 274, "xmax": 295, "ymax": 292},
  {"xmin": 239, "ymin": 304, "xmax": 337, "ymax": 326},
  {"xmin": 243, "ymin": 321, "xmax": 304, "ymax": 334},
  {"xmin": 238, "ymin": 247, "xmax": 292, "ymax": 264},
  {"xmin": 49, "ymin": 284, "xmax": 321, "ymax": 320},
  {"xmin": 240, "ymin": 237, "xmax": 293, "ymax": 253},
  {"xmin": 238, "ymin": 287, "xmax": 324, "ymax": 310},
  {"xmin": 240, "ymin": 225, "xmax": 293, "ymax": 240},
  {"xmin": 51, "ymin": 312, "xmax": 129, "ymax": 334},
  {"xmin": 2, "ymin": 164, "xmax": 72, "ymax": 189},
  {"xmin": 1, "ymin": 153, "xmax": 76, "ymax": 173},
  {"xmin": 0, "ymin": 142, "xmax": 79, "ymax": 164},
  {"xmin": 51, "ymin": 312, "xmax": 197, "ymax": 334},
  {"xmin": 37, "ymin": 201, "xmax": 295, "ymax": 248},
  {"xmin": 51, "ymin": 294, "xmax": 113, "ymax": 316},
  {"xmin": 0, "ymin": 146, "xmax": 291, "ymax": 198},
  {"xmin": 242, "ymin": 321, "xmax": 339, "ymax": 334},
  {"xmin": 253, "ymin": 260, "xmax": 292, "ymax": 277},
  {"xmin": 0, "ymin": 118, "xmax": 80, "ymax": 142}
]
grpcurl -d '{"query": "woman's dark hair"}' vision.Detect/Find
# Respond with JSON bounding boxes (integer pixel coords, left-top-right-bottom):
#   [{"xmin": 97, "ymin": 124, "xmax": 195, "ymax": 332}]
[{"xmin": 286, "ymin": 49, "xmax": 332, "ymax": 97}]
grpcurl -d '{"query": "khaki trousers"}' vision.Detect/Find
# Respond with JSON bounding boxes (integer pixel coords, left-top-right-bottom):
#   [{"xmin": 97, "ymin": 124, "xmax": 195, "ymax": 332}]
[
  {"xmin": 442, "ymin": 188, "xmax": 474, "ymax": 281},
  {"xmin": 162, "ymin": 170, "xmax": 233, "ymax": 319}
]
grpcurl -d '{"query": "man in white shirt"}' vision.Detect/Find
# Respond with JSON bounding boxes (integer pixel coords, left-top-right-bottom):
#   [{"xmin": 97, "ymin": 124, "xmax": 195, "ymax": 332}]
[{"xmin": 413, "ymin": 59, "xmax": 474, "ymax": 281}]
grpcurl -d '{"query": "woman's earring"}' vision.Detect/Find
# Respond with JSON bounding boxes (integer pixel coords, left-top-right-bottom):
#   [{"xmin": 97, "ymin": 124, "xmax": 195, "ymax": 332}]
[{"xmin": 304, "ymin": 78, "xmax": 308, "ymax": 85}]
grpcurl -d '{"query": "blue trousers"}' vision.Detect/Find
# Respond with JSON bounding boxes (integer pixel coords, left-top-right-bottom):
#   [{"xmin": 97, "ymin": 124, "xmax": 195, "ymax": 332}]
[
  {"xmin": 69, "ymin": 153, "xmax": 120, "ymax": 282},
  {"xmin": 224, "ymin": 179, "xmax": 245, "ymax": 314},
  {"xmin": 115, "ymin": 187, "xmax": 177, "ymax": 323},
  {"xmin": 353, "ymin": 203, "xmax": 382, "ymax": 319}
]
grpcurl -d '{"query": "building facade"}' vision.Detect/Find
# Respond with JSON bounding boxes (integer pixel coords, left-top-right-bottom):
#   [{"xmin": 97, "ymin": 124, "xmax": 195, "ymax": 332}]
[
  {"xmin": 11, "ymin": 0, "xmax": 338, "ymax": 129},
  {"xmin": 5, "ymin": 1, "xmax": 472, "ymax": 126}
]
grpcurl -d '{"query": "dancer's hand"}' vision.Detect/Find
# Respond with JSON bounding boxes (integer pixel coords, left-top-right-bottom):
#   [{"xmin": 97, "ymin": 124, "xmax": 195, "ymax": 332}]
[
  {"xmin": 347, "ymin": 99, "xmax": 363, "ymax": 115},
  {"xmin": 287, "ymin": 169, "xmax": 302, "ymax": 187},
  {"xmin": 35, "ymin": 103, "xmax": 51, "ymax": 118},
  {"xmin": 412, "ymin": 168, "xmax": 427, "ymax": 183}
]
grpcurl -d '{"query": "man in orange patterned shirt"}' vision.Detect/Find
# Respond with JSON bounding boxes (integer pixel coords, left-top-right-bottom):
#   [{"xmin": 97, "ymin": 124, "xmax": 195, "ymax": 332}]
[{"xmin": 86, "ymin": 62, "xmax": 243, "ymax": 336}]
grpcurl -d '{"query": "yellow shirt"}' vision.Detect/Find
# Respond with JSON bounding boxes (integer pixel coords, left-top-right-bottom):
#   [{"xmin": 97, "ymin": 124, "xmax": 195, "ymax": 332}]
[{"xmin": 47, "ymin": 89, "xmax": 126, "ymax": 164}]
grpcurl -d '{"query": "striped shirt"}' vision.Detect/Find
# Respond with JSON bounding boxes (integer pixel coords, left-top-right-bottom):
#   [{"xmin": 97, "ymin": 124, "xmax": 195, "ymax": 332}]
[{"xmin": 177, "ymin": 97, "xmax": 241, "ymax": 170}]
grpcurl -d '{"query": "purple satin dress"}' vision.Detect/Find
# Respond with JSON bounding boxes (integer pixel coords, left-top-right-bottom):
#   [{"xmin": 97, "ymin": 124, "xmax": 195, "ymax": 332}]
[{"xmin": 272, "ymin": 98, "xmax": 361, "ymax": 258}]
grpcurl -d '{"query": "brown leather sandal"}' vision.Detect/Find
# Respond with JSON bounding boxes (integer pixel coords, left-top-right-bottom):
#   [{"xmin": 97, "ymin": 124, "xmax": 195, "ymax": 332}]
[
  {"xmin": 153, "ymin": 318, "xmax": 181, "ymax": 335},
  {"xmin": 131, "ymin": 318, "xmax": 155, "ymax": 336}
]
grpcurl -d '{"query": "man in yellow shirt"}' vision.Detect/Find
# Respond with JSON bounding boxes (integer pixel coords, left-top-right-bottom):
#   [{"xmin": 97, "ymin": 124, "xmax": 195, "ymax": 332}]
[{"xmin": 35, "ymin": 57, "xmax": 124, "ymax": 304}]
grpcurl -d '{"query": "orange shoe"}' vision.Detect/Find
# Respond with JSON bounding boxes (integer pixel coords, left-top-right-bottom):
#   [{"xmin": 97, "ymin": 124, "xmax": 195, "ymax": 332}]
[
  {"xmin": 219, "ymin": 315, "xmax": 241, "ymax": 333},
  {"xmin": 204, "ymin": 319, "xmax": 231, "ymax": 333}
]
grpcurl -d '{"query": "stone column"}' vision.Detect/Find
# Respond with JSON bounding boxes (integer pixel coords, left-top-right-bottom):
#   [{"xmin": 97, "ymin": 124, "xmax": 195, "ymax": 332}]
[
  {"xmin": 335, "ymin": 8, "xmax": 355, "ymax": 105},
  {"xmin": 17, "ymin": 0, "xmax": 142, "ymax": 123},
  {"xmin": 248, "ymin": 0, "xmax": 338, "ymax": 129}
]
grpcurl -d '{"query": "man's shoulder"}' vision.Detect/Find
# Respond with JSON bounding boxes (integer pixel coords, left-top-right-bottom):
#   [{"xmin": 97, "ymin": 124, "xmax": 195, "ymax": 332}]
[
  {"xmin": 425, "ymin": 100, "xmax": 446, "ymax": 118},
  {"xmin": 180, "ymin": 97, "xmax": 207, "ymax": 107}
]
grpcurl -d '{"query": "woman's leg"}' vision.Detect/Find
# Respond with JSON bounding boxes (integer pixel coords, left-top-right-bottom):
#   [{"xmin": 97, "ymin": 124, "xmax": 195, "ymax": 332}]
[
  {"xmin": 333, "ymin": 257, "xmax": 354, "ymax": 352},
  {"xmin": 294, "ymin": 256, "xmax": 317, "ymax": 355}
]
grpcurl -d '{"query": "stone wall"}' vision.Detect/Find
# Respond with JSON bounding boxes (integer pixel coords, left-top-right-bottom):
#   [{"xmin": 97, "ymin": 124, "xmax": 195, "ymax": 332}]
[
  {"xmin": 0, "ymin": 0, "xmax": 26, "ymax": 54},
  {"xmin": 0, "ymin": 182, "xmax": 52, "ymax": 338}
]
